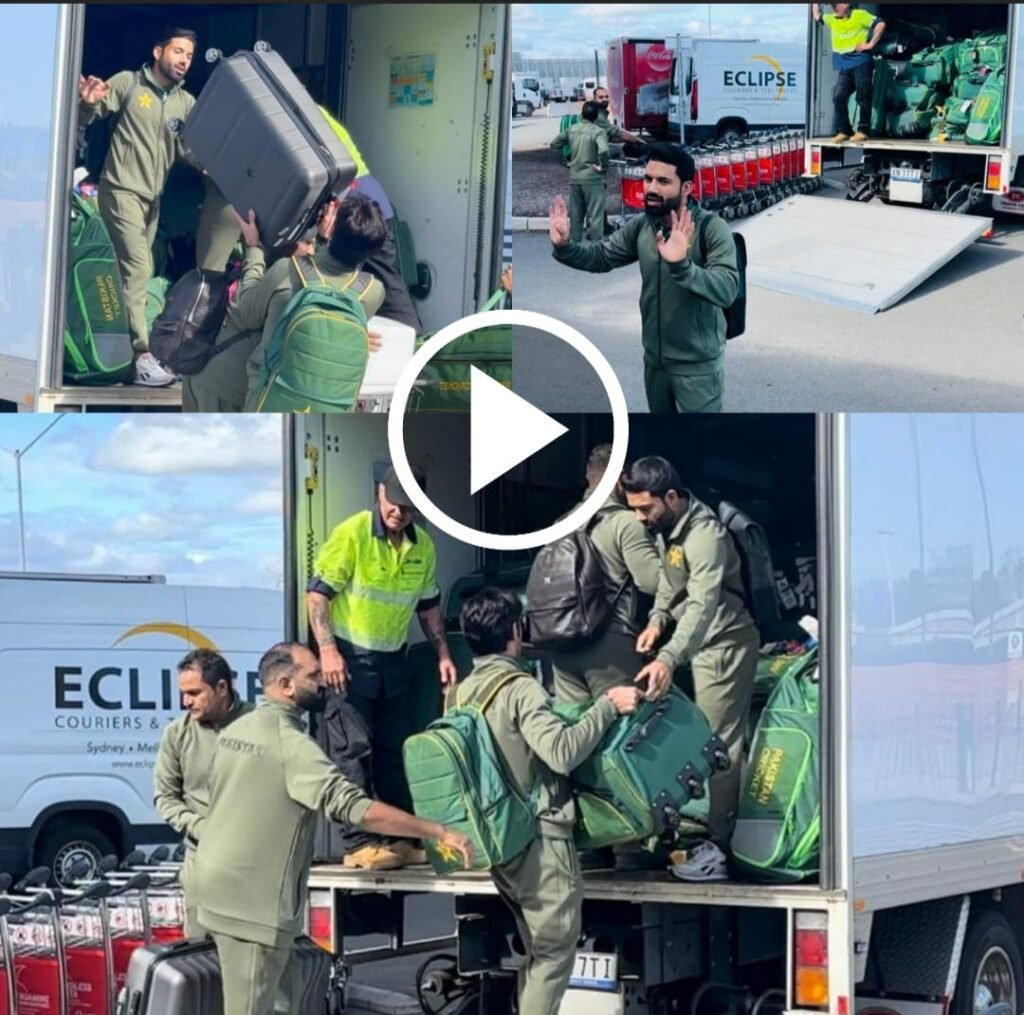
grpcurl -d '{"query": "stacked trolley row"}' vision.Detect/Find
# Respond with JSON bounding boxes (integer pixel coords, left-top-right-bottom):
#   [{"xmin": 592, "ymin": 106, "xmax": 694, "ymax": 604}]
[
  {"xmin": 619, "ymin": 129, "xmax": 824, "ymax": 223},
  {"xmin": 0, "ymin": 847, "xmax": 186, "ymax": 1015}
]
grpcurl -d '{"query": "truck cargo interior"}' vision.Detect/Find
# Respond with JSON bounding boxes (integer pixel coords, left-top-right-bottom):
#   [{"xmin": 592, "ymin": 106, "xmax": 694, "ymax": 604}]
[
  {"xmin": 290, "ymin": 412, "xmax": 824, "ymax": 891},
  {"xmin": 811, "ymin": 2, "xmax": 1012, "ymax": 146}
]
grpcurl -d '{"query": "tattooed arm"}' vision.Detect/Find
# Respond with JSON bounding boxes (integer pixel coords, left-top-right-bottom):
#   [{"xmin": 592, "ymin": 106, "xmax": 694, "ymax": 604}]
[{"xmin": 306, "ymin": 590, "xmax": 347, "ymax": 692}]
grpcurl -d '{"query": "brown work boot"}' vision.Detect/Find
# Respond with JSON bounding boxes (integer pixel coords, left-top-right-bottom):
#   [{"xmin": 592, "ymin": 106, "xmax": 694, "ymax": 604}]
[
  {"xmin": 342, "ymin": 843, "xmax": 405, "ymax": 871},
  {"xmin": 830, "ymin": 132, "xmax": 851, "ymax": 144},
  {"xmin": 389, "ymin": 840, "xmax": 428, "ymax": 867},
  {"xmin": 850, "ymin": 131, "xmax": 869, "ymax": 143}
]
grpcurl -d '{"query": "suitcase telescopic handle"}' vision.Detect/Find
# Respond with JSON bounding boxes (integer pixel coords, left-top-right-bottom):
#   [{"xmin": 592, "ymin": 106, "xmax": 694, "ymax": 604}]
[{"xmin": 623, "ymin": 703, "xmax": 670, "ymax": 752}]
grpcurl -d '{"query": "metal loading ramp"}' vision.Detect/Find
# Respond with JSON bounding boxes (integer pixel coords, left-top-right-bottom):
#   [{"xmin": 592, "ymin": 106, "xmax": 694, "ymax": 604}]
[{"xmin": 735, "ymin": 195, "xmax": 993, "ymax": 313}]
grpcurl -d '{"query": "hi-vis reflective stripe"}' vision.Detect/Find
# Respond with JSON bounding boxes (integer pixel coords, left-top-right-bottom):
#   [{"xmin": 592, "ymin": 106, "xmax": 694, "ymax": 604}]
[
  {"xmin": 334, "ymin": 623, "xmax": 408, "ymax": 653},
  {"xmin": 349, "ymin": 581, "xmax": 425, "ymax": 608}
]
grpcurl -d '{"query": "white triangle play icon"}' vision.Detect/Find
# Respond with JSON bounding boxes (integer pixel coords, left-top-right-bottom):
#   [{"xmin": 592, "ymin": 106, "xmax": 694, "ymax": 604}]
[{"xmin": 470, "ymin": 367, "xmax": 568, "ymax": 495}]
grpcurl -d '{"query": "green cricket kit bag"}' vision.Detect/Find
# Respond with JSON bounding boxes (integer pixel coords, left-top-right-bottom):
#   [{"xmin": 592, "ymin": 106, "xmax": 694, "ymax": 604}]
[
  {"xmin": 731, "ymin": 647, "xmax": 821, "ymax": 883},
  {"xmin": 248, "ymin": 257, "xmax": 372, "ymax": 413},
  {"xmin": 408, "ymin": 290, "xmax": 511, "ymax": 412},
  {"xmin": 403, "ymin": 670, "xmax": 538, "ymax": 874},
  {"xmin": 555, "ymin": 687, "xmax": 730, "ymax": 852},
  {"xmin": 966, "ymin": 67, "xmax": 1005, "ymax": 146},
  {"xmin": 63, "ymin": 192, "xmax": 135, "ymax": 385}
]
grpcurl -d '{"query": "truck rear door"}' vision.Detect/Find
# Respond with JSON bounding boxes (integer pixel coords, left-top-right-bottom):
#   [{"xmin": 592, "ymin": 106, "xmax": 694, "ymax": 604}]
[
  {"xmin": 736, "ymin": 194, "xmax": 992, "ymax": 312},
  {"xmin": 0, "ymin": 4, "xmax": 72, "ymax": 410},
  {"xmin": 341, "ymin": 4, "xmax": 508, "ymax": 331}
]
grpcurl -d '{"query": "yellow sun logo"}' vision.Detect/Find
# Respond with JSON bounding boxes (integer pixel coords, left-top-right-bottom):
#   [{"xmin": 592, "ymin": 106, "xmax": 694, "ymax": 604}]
[
  {"xmin": 667, "ymin": 546, "xmax": 684, "ymax": 569},
  {"xmin": 139, "ymin": 93, "xmax": 153, "ymax": 109}
]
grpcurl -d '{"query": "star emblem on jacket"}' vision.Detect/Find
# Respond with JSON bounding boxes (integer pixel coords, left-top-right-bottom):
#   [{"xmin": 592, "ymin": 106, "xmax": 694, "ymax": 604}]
[
  {"xmin": 667, "ymin": 546, "xmax": 684, "ymax": 568},
  {"xmin": 138, "ymin": 92, "xmax": 153, "ymax": 109}
]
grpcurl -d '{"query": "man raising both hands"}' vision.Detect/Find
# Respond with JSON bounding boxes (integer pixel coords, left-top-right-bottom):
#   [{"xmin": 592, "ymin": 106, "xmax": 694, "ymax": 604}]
[{"xmin": 549, "ymin": 143, "xmax": 738, "ymax": 414}]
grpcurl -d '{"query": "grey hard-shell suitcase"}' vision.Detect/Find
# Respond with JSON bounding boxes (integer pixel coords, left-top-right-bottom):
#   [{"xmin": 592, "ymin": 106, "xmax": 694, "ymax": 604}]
[
  {"xmin": 118, "ymin": 935, "xmax": 332, "ymax": 1014},
  {"xmin": 178, "ymin": 43, "xmax": 357, "ymax": 251}
]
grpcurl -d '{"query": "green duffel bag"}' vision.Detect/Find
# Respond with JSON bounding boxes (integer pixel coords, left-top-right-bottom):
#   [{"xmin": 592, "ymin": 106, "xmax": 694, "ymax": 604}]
[
  {"xmin": 409, "ymin": 290, "xmax": 510, "ymax": 413},
  {"xmin": 731, "ymin": 648, "xmax": 820, "ymax": 883},
  {"xmin": 967, "ymin": 67, "xmax": 1005, "ymax": 145},
  {"xmin": 889, "ymin": 81, "xmax": 938, "ymax": 111},
  {"xmin": 63, "ymin": 192, "xmax": 135, "ymax": 385},
  {"xmin": 956, "ymin": 32, "xmax": 1007, "ymax": 75},
  {"xmin": 886, "ymin": 106, "xmax": 938, "ymax": 139},
  {"xmin": 554, "ymin": 686, "xmax": 730, "ymax": 852},
  {"xmin": 903, "ymin": 45, "xmax": 954, "ymax": 88},
  {"xmin": 404, "ymin": 668, "xmax": 539, "ymax": 874},
  {"xmin": 247, "ymin": 257, "xmax": 371, "ymax": 413}
]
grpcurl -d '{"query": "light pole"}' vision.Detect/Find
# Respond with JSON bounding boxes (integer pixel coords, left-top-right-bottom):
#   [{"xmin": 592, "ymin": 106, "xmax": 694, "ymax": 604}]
[{"xmin": 1, "ymin": 415, "xmax": 66, "ymax": 572}]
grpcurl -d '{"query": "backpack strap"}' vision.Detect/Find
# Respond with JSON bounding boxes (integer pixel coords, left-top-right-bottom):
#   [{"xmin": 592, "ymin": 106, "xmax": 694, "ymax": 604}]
[
  {"xmin": 291, "ymin": 255, "xmax": 361, "ymax": 295},
  {"xmin": 697, "ymin": 213, "xmax": 711, "ymax": 263},
  {"xmin": 453, "ymin": 669, "xmax": 528, "ymax": 713}
]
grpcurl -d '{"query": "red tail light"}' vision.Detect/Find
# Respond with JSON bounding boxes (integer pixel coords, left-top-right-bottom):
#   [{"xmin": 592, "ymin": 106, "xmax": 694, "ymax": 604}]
[
  {"xmin": 307, "ymin": 890, "xmax": 335, "ymax": 954},
  {"xmin": 690, "ymin": 78, "xmax": 699, "ymax": 122},
  {"xmin": 794, "ymin": 912, "xmax": 829, "ymax": 1010}
]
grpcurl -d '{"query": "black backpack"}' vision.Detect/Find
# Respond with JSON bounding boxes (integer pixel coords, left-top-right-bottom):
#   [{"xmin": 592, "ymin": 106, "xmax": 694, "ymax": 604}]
[
  {"xmin": 526, "ymin": 508, "xmax": 625, "ymax": 648},
  {"xmin": 698, "ymin": 215, "xmax": 747, "ymax": 340},
  {"xmin": 148, "ymin": 268, "xmax": 233, "ymax": 375},
  {"xmin": 718, "ymin": 501, "xmax": 779, "ymax": 636}
]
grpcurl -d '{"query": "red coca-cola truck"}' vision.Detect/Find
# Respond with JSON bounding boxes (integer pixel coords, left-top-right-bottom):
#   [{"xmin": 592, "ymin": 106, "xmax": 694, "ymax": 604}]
[{"xmin": 606, "ymin": 37, "xmax": 675, "ymax": 138}]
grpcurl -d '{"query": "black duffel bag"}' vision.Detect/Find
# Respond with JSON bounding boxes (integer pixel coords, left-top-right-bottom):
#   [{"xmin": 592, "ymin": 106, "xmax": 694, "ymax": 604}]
[{"xmin": 149, "ymin": 268, "xmax": 232, "ymax": 376}]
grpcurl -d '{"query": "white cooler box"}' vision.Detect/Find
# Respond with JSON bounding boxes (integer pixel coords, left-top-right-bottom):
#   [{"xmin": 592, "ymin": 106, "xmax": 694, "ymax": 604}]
[{"xmin": 360, "ymin": 316, "xmax": 416, "ymax": 397}]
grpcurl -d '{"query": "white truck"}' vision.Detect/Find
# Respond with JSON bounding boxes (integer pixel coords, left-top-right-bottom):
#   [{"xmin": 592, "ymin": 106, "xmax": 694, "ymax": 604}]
[
  {"xmin": 0, "ymin": 2, "xmax": 510, "ymax": 413},
  {"xmin": 0, "ymin": 571, "xmax": 281, "ymax": 885},
  {"xmin": 284, "ymin": 412, "xmax": 1024, "ymax": 1015},
  {"xmin": 512, "ymin": 72, "xmax": 542, "ymax": 116},
  {"xmin": 803, "ymin": 3, "xmax": 1024, "ymax": 216},
  {"xmin": 667, "ymin": 37, "xmax": 807, "ymax": 142}
]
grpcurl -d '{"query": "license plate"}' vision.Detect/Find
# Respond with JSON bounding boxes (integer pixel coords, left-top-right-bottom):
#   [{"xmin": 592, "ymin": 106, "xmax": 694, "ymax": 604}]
[
  {"xmin": 891, "ymin": 166, "xmax": 922, "ymax": 183},
  {"xmin": 569, "ymin": 950, "xmax": 618, "ymax": 991}
]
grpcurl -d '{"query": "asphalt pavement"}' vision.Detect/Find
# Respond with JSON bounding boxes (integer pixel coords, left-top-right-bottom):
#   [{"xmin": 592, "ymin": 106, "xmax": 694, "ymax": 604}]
[{"xmin": 513, "ymin": 189, "xmax": 1024, "ymax": 413}]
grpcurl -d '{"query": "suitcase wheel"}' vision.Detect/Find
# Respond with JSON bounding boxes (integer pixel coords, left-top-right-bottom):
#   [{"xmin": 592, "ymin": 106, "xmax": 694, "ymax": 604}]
[
  {"xmin": 254, "ymin": 40, "xmax": 273, "ymax": 54},
  {"xmin": 653, "ymin": 791, "xmax": 681, "ymax": 830},
  {"xmin": 676, "ymin": 763, "xmax": 706, "ymax": 801},
  {"xmin": 205, "ymin": 48, "xmax": 223, "ymax": 64},
  {"xmin": 702, "ymin": 737, "xmax": 731, "ymax": 773}
]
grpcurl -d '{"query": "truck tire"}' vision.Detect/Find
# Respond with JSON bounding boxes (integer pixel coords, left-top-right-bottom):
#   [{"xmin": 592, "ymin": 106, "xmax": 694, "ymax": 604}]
[
  {"xmin": 35, "ymin": 821, "xmax": 116, "ymax": 888},
  {"xmin": 952, "ymin": 910, "xmax": 1024, "ymax": 1015},
  {"xmin": 717, "ymin": 120, "xmax": 747, "ymax": 143}
]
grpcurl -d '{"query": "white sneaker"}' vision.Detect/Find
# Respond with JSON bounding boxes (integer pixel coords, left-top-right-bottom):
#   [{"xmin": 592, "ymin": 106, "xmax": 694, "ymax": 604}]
[
  {"xmin": 669, "ymin": 842, "xmax": 729, "ymax": 882},
  {"xmin": 134, "ymin": 352, "xmax": 177, "ymax": 387}
]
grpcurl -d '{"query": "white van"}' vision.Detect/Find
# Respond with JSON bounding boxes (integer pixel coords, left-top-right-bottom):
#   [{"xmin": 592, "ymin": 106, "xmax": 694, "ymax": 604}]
[
  {"xmin": 0, "ymin": 572, "xmax": 282, "ymax": 883},
  {"xmin": 512, "ymin": 73, "xmax": 541, "ymax": 116},
  {"xmin": 667, "ymin": 37, "xmax": 807, "ymax": 142}
]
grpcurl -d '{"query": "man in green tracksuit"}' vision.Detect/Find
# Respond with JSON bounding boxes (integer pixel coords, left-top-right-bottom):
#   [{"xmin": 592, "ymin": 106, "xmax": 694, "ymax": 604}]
[
  {"xmin": 182, "ymin": 193, "xmax": 388, "ymax": 413},
  {"xmin": 549, "ymin": 100, "xmax": 609, "ymax": 242},
  {"xmin": 551, "ymin": 443, "xmax": 660, "ymax": 705},
  {"xmin": 456, "ymin": 589, "xmax": 640, "ymax": 1015},
  {"xmin": 593, "ymin": 87, "xmax": 641, "ymax": 144},
  {"xmin": 152, "ymin": 649, "xmax": 253, "ymax": 937},
  {"xmin": 623, "ymin": 457, "xmax": 759, "ymax": 883},
  {"xmin": 78, "ymin": 28, "xmax": 200, "ymax": 387},
  {"xmin": 550, "ymin": 142, "xmax": 738, "ymax": 414},
  {"xmin": 192, "ymin": 642, "xmax": 471, "ymax": 1015}
]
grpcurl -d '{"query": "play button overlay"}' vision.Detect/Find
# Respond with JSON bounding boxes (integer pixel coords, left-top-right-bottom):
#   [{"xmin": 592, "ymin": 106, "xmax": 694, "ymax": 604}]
[
  {"xmin": 470, "ymin": 367, "xmax": 568, "ymax": 494},
  {"xmin": 387, "ymin": 309, "xmax": 629, "ymax": 551}
]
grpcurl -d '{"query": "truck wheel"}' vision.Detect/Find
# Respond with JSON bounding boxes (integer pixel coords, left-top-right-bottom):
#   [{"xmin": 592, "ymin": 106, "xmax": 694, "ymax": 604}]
[
  {"xmin": 35, "ymin": 822, "xmax": 116, "ymax": 889},
  {"xmin": 952, "ymin": 910, "xmax": 1024, "ymax": 1015}
]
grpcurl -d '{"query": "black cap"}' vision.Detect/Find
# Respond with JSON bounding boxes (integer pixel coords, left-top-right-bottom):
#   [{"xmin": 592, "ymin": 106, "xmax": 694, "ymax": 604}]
[{"xmin": 382, "ymin": 465, "xmax": 425, "ymax": 509}]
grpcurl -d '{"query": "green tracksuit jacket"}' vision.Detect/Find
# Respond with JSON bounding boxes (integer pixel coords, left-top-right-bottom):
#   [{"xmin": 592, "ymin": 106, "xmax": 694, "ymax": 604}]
[{"xmin": 553, "ymin": 199, "xmax": 738, "ymax": 377}]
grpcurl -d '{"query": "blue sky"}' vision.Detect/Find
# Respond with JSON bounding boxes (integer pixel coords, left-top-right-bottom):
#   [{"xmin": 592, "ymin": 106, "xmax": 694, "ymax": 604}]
[
  {"xmin": 512, "ymin": 3, "xmax": 808, "ymax": 59},
  {"xmin": 0, "ymin": 415, "xmax": 284, "ymax": 589}
]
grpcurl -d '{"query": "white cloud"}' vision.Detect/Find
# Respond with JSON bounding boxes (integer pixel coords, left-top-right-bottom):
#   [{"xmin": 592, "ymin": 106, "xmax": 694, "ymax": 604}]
[
  {"xmin": 93, "ymin": 417, "xmax": 282, "ymax": 475},
  {"xmin": 111, "ymin": 511, "xmax": 210, "ymax": 541},
  {"xmin": 237, "ymin": 486, "xmax": 284, "ymax": 517}
]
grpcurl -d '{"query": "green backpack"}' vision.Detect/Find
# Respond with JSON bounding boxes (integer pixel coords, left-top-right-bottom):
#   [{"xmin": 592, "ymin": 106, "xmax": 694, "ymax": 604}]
[
  {"xmin": 408, "ymin": 290, "xmax": 511, "ymax": 412},
  {"xmin": 247, "ymin": 257, "xmax": 372, "ymax": 413},
  {"xmin": 559, "ymin": 113, "xmax": 581, "ymax": 163},
  {"xmin": 63, "ymin": 192, "xmax": 135, "ymax": 385},
  {"xmin": 731, "ymin": 647, "xmax": 820, "ymax": 883},
  {"xmin": 403, "ymin": 670, "xmax": 538, "ymax": 874},
  {"xmin": 966, "ymin": 67, "xmax": 1005, "ymax": 145}
]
